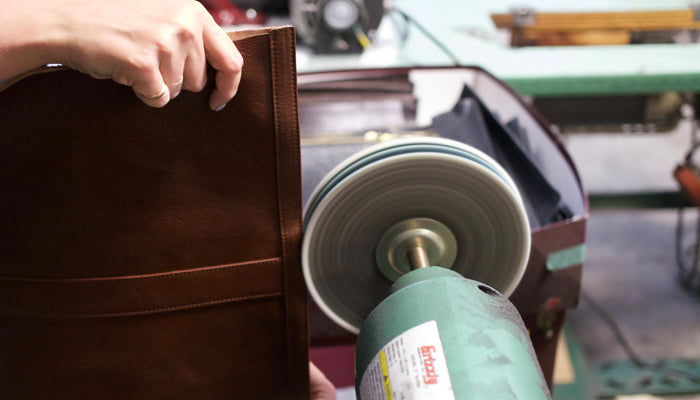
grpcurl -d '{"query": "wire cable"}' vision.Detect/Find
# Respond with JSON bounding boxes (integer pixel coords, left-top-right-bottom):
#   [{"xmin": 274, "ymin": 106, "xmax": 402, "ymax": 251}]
[
  {"xmin": 675, "ymin": 106, "xmax": 700, "ymax": 291},
  {"xmin": 581, "ymin": 291, "xmax": 700, "ymax": 382},
  {"xmin": 387, "ymin": 7, "xmax": 461, "ymax": 67},
  {"xmin": 675, "ymin": 207, "xmax": 700, "ymax": 290}
]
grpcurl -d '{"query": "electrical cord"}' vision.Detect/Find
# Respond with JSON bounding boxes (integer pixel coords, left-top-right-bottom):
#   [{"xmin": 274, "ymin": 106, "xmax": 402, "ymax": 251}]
[
  {"xmin": 386, "ymin": 7, "xmax": 461, "ymax": 67},
  {"xmin": 581, "ymin": 291, "xmax": 700, "ymax": 382},
  {"xmin": 675, "ymin": 109, "xmax": 700, "ymax": 291},
  {"xmin": 387, "ymin": 11, "xmax": 410, "ymax": 42},
  {"xmin": 675, "ymin": 207, "xmax": 700, "ymax": 290}
]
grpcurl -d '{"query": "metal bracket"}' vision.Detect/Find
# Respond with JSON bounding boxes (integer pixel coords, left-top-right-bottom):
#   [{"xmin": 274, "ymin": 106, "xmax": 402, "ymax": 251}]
[
  {"xmin": 692, "ymin": 3, "xmax": 700, "ymax": 21},
  {"xmin": 510, "ymin": 7, "xmax": 536, "ymax": 27}
]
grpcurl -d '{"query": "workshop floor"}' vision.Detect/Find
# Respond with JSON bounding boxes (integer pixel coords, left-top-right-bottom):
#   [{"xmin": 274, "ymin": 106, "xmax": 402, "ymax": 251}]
[{"xmin": 564, "ymin": 119, "xmax": 700, "ymax": 399}]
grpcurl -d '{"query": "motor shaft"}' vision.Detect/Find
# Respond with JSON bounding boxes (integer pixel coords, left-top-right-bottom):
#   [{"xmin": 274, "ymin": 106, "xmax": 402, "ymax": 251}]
[
  {"xmin": 407, "ymin": 244, "xmax": 431, "ymax": 269},
  {"xmin": 375, "ymin": 218, "xmax": 458, "ymax": 281}
]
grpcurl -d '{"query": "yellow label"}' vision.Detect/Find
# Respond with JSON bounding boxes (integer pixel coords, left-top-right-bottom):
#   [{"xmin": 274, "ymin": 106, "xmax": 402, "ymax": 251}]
[
  {"xmin": 359, "ymin": 321, "xmax": 455, "ymax": 400},
  {"xmin": 379, "ymin": 350, "xmax": 393, "ymax": 400}
]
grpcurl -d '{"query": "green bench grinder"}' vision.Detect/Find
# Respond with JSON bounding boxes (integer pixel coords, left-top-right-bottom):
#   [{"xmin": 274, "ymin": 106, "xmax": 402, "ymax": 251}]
[{"xmin": 303, "ymin": 138, "xmax": 551, "ymax": 399}]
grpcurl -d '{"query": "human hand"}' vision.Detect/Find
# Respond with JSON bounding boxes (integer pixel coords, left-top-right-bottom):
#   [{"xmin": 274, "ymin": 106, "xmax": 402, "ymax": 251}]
[
  {"xmin": 310, "ymin": 362, "xmax": 336, "ymax": 400},
  {"xmin": 38, "ymin": 0, "xmax": 241, "ymax": 110}
]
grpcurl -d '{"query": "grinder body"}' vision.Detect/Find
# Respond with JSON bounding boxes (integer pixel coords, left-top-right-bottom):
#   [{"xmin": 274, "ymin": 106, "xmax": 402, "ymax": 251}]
[{"xmin": 355, "ymin": 267, "xmax": 551, "ymax": 400}]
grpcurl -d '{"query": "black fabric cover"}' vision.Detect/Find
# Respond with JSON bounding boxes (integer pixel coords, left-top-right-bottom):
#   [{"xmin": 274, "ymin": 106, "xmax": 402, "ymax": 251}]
[{"xmin": 432, "ymin": 85, "xmax": 572, "ymax": 226}]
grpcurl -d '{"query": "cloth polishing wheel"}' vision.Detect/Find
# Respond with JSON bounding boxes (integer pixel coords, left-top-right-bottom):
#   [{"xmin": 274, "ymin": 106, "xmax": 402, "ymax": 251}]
[{"xmin": 302, "ymin": 137, "xmax": 531, "ymax": 334}]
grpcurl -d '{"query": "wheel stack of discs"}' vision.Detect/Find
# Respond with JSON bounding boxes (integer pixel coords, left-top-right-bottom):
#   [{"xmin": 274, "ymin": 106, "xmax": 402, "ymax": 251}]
[{"xmin": 302, "ymin": 137, "xmax": 531, "ymax": 333}]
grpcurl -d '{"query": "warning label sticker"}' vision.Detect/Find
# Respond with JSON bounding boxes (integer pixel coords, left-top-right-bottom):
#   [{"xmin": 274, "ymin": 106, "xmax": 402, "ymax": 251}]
[{"xmin": 358, "ymin": 320, "xmax": 455, "ymax": 400}]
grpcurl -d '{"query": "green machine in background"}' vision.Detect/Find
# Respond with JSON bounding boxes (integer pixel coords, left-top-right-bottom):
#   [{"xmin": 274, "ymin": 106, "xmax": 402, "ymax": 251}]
[{"xmin": 302, "ymin": 138, "xmax": 551, "ymax": 399}]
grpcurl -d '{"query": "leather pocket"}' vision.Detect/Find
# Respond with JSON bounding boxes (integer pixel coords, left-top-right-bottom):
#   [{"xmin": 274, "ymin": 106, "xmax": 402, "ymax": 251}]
[
  {"xmin": 0, "ymin": 258, "xmax": 290, "ymax": 399},
  {"xmin": 0, "ymin": 257, "xmax": 283, "ymax": 318}
]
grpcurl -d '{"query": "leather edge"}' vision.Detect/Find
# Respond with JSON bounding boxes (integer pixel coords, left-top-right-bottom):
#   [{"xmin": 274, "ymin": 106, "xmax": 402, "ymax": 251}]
[
  {"xmin": 269, "ymin": 26, "xmax": 311, "ymax": 399},
  {"xmin": 0, "ymin": 65, "xmax": 68, "ymax": 93},
  {"xmin": 227, "ymin": 26, "xmax": 292, "ymax": 41}
]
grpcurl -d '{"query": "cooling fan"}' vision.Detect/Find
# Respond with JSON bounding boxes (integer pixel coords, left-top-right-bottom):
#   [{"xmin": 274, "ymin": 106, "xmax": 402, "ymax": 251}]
[{"xmin": 291, "ymin": 0, "xmax": 384, "ymax": 53}]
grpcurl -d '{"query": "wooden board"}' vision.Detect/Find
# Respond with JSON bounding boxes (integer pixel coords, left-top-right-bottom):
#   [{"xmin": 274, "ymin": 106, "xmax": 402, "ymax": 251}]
[{"xmin": 492, "ymin": 9, "xmax": 700, "ymax": 46}]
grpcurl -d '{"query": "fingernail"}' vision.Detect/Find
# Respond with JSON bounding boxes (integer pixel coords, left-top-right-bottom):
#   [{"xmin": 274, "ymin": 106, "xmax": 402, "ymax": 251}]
[{"xmin": 214, "ymin": 103, "xmax": 227, "ymax": 112}]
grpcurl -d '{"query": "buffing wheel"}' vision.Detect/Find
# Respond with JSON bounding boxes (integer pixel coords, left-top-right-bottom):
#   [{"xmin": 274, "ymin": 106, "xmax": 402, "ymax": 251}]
[{"xmin": 302, "ymin": 138, "xmax": 530, "ymax": 333}]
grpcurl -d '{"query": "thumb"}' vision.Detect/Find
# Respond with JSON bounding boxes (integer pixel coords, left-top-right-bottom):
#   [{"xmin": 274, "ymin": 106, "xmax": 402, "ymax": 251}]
[{"xmin": 309, "ymin": 362, "xmax": 336, "ymax": 400}]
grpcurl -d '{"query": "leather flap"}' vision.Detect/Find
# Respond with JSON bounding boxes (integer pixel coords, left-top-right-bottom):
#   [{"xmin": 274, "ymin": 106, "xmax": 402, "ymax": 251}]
[{"xmin": 0, "ymin": 257, "xmax": 283, "ymax": 318}]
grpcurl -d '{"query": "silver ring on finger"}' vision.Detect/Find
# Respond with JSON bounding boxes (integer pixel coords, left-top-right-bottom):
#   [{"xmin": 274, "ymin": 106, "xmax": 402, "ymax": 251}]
[{"xmin": 140, "ymin": 83, "xmax": 167, "ymax": 100}]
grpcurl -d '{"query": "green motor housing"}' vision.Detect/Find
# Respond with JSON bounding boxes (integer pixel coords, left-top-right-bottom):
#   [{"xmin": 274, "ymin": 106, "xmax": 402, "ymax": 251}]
[{"xmin": 355, "ymin": 267, "xmax": 551, "ymax": 400}]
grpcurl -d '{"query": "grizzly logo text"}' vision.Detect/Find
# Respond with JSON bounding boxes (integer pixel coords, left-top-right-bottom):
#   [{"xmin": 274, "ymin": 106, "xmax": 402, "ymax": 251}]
[{"xmin": 420, "ymin": 345, "xmax": 439, "ymax": 385}]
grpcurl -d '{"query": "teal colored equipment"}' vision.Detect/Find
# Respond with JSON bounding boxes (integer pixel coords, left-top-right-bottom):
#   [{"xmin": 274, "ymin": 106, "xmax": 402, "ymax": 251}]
[{"xmin": 355, "ymin": 267, "xmax": 550, "ymax": 400}]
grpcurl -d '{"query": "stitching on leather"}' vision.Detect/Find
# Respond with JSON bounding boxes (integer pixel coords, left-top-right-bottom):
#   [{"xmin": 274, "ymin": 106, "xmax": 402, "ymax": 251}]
[
  {"xmin": 281, "ymin": 29, "xmax": 310, "ymax": 396},
  {"xmin": 0, "ymin": 257, "xmax": 282, "ymax": 284},
  {"xmin": 268, "ymin": 28, "xmax": 296, "ymax": 383},
  {"xmin": 288, "ymin": 29, "xmax": 302, "ymax": 230},
  {"xmin": 269, "ymin": 30, "xmax": 288, "ymax": 296},
  {"xmin": 277, "ymin": 25, "xmax": 296, "ymax": 388},
  {"xmin": 98, "ymin": 258, "xmax": 281, "ymax": 283},
  {"xmin": 270, "ymin": 30, "xmax": 284, "ymax": 251},
  {"xmin": 2, "ymin": 291, "xmax": 284, "ymax": 319}
]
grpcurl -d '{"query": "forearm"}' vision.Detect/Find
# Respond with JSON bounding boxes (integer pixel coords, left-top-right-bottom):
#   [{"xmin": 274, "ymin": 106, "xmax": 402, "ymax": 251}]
[
  {"xmin": 0, "ymin": 0, "xmax": 63, "ymax": 81},
  {"xmin": 0, "ymin": 0, "xmax": 241, "ymax": 110}
]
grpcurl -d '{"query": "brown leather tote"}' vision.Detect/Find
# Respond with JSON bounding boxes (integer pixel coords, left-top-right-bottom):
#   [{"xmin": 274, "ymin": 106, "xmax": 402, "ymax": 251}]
[{"xmin": 0, "ymin": 27, "xmax": 309, "ymax": 399}]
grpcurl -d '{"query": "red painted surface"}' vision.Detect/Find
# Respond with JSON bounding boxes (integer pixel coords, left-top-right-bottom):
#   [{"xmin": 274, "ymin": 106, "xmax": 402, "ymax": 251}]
[
  {"xmin": 199, "ymin": 0, "xmax": 266, "ymax": 26},
  {"xmin": 310, "ymin": 344, "xmax": 357, "ymax": 388}
]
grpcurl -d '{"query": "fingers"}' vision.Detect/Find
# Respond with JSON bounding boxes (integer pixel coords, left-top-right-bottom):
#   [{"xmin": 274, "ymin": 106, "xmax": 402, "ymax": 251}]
[
  {"xmin": 132, "ymin": 67, "xmax": 170, "ymax": 108},
  {"xmin": 180, "ymin": 24, "xmax": 208, "ymax": 95},
  {"xmin": 134, "ymin": 13, "xmax": 240, "ymax": 111},
  {"xmin": 159, "ymin": 39, "xmax": 187, "ymax": 99},
  {"xmin": 309, "ymin": 362, "xmax": 336, "ymax": 400},
  {"xmin": 88, "ymin": 1, "xmax": 241, "ymax": 110},
  {"xmin": 202, "ymin": 18, "xmax": 243, "ymax": 111},
  {"xmin": 131, "ymin": 28, "xmax": 198, "ymax": 108}
]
